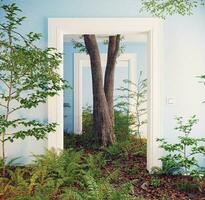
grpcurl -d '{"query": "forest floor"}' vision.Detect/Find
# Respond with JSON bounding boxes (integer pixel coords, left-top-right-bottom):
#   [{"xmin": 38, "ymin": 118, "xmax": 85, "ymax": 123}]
[
  {"xmin": 1, "ymin": 136, "xmax": 205, "ymax": 200},
  {"xmin": 103, "ymin": 151, "xmax": 205, "ymax": 200},
  {"xmin": 65, "ymin": 135, "xmax": 205, "ymax": 200}
]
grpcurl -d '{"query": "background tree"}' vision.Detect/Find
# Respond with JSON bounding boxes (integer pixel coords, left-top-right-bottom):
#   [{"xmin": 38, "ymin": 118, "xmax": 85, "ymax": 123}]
[
  {"xmin": 73, "ymin": 35, "xmax": 121, "ymax": 146},
  {"xmin": 83, "ymin": 35, "xmax": 121, "ymax": 146},
  {"xmin": 116, "ymin": 72, "xmax": 147, "ymax": 139},
  {"xmin": 0, "ymin": 3, "xmax": 66, "ymax": 175},
  {"xmin": 141, "ymin": 0, "xmax": 205, "ymax": 19}
]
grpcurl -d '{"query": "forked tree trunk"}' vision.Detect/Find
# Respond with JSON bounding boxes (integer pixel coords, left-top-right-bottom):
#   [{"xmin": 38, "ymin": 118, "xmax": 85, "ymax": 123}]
[
  {"xmin": 84, "ymin": 35, "xmax": 116, "ymax": 146},
  {"xmin": 104, "ymin": 35, "xmax": 121, "ymax": 125}
]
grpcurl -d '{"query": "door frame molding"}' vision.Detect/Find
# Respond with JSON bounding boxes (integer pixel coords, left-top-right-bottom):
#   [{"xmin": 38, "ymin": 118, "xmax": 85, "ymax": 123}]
[
  {"xmin": 73, "ymin": 53, "xmax": 137, "ymax": 134},
  {"xmin": 48, "ymin": 18, "xmax": 164, "ymax": 171}
]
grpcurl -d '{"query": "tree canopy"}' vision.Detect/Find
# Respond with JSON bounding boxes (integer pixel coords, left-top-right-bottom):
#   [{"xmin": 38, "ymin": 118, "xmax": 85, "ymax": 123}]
[{"xmin": 141, "ymin": 0, "xmax": 205, "ymax": 18}]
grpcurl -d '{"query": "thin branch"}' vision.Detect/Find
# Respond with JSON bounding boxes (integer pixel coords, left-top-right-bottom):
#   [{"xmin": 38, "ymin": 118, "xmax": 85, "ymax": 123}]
[
  {"xmin": 8, "ymin": 106, "xmax": 22, "ymax": 115},
  {"xmin": 0, "ymin": 26, "xmax": 37, "ymax": 49},
  {"xmin": 0, "ymin": 77, "xmax": 9, "ymax": 88},
  {"xmin": 0, "ymin": 103, "xmax": 7, "ymax": 108}
]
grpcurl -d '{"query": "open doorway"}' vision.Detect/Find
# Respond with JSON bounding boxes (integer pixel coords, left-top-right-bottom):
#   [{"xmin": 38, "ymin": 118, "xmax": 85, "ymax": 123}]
[
  {"xmin": 63, "ymin": 33, "xmax": 149, "ymax": 169},
  {"xmin": 63, "ymin": 33, "xmax": 147, "ymax": 137},
  {"xmin": 48, "ymin": 18, "xmax": 163, "ymax": 171}
]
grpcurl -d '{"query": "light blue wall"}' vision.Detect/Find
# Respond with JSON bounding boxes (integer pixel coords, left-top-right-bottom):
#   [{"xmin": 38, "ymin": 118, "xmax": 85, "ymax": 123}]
[
  {"xmin": 1, "ymin": 0, "xmax": 205, "ymax": 165},
  {"xmin": 63, "ymin": 42, "xmax": 147, "ymax": 133},
  {"xmin": 2, "ymin": 0, "xmax": 143, "ymax": 47}
]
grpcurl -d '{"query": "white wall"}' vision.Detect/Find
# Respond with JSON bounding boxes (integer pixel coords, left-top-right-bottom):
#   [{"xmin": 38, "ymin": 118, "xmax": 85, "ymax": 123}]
[{"xmin": 164, "ymin": 8, "xmax": 205, "ymax": 165}]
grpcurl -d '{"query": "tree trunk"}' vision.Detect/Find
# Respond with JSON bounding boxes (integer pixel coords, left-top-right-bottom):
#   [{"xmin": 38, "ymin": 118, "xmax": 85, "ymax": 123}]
[
  {"xmin": 83, "ymin": 35, "xmax": 116, "ymax": 146},
  {"xmin": 104, "ymin": 35, "xmax": 121, "ymax": 125}
]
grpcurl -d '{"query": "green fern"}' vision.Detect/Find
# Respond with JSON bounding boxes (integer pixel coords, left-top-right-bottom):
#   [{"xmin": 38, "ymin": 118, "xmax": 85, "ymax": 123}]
[
  {"xmin": 60, "ymin": 188, "xmax": 84, "ymax": 200},
  {"xmin": 83, "ymin": 152, "xmax": 106, "ymax": 178},
  {"xmin": 81, "ymin": 174, "xmax": 136, "ymax": 200},
  {"xmin": 31, "ymin": 149, "xmax": 84, "ymax": 188},
  {"xmin": 1, "ymin": 146, "xmax": 141, "ymax": 200}
]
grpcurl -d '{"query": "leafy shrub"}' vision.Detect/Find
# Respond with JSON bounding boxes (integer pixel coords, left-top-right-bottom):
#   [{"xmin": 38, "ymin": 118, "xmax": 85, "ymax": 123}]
[
  {"xmin": 32, "ymin": 149, "xmax": 85, "ymax": 188},
  {"xmin": 158, "ymin": 115, "xmax": 205, "ymax": 177},
  {"xmin": 64, "ymin": 131, "xmax": 99, "ymax": 150},
  {"xmin": 71, "ymin": 72, "xmax": 148, "ymax": 146},
  {"xmin": 150, "ymin": 176, "xmax": 161, "ymax": 188},
  {"xmin": 125, "ymin": 164, "xmax": 139, "ymax": 176},
  {"xmin": 104, "ymin": 137, "xmax": 147, "ymax": 160},
  {"xmin": 64, "ymin": 106, "xmax": 144, "ymax": 150},
  {"xmin": 82, "ymin": 106, "xmax": 133, "ymax": 143},
  {"xmin": 176, "ymin": 181, "xmax": 200, "ymax": 192},
  {"xmin": 0, "ymin": 3, "xmax": 66, "ymax": 175},
  {"xmin": 82, "ymin": 106, "xmax": 93, "ymax": 134},
  {"xmin": 83, "ymin": 152, "xmax": 107, "ymax": 178},
  {"xmin": 0, "ymin": 149, "xmax": 85, "ymax": 199},
  {"xmin": 64, "ymin": 106, "xmax": 104, "ymax": 149},
  {"xmin": 104, "ymin": 142, "xmax": 125, "ymax": 159},
  {"xmin": 114, "ymin": 110, "xmax": 133, "ymax": 142}
]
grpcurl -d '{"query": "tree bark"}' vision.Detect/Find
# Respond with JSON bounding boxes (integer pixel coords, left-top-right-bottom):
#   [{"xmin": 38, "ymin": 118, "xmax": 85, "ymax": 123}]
[
  {"xmin": 104, "ymin": 35, "xmax": 121, "ymax": 125},
  {"xmin": 83, "ymin": 35, "xmax": 116, "ymax": 146}
]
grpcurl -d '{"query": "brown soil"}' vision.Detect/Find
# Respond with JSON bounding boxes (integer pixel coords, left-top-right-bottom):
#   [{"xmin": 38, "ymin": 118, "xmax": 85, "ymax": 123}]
[{"xmin": 103, "ymin": 153, "xmax": 205, "ymax": 200}]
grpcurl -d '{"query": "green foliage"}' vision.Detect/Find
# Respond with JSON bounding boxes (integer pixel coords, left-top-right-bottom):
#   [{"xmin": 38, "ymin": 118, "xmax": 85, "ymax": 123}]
[
  {"xmin": 104, "ymin": 137, "xmax": 147, "ymax": 160},
  {"xmin": 65, "ymin": 73, "xmax": 147, "ymax": 145},
  {"xmin": 103, "ymin": 35, "xmax": 125, "ymax": 56},
  {"xmin": 60, "ymin": 187, "xmax": 84, "ymax": 200},
  {"xmin": 75, "ymin": 175, "xmax": 136, "ymax": 200},
  {"xmin": 158, "ymin": 115, "xmax": 205, "ymax": 177},
  {"xmin": 72, "ymin": 38, "xmax": 88, "ymax": 54},
  {"xmin": 199, "ymin": 74, "xmax": 205, "ymax": 85},
  {"xmin": 141, "ymin": 0, "xmax": 205, "ymax": 19},
  {"xmin": 0, "ymin": 148, "xmax": 137, "ymax": 200},
  {"xmin": 124, "ymin": 164, "xmax": 139, "ymax": 176},
  {"xmin": 150, "ymin": 166, "xmax": 164, "ymax": 175},
  {"xmin": 64, "ymin": 131, "xmax": 99, "ymax": 150},
  {"xmin": 64, "ymin": 106, "xmax": 100, "ymax": 149},
  {"xmin": 33, "ymin": 149, "xmax": 84, "ymax": 186},
  {"xmin": 150, "ymin": 176, "xmax": 161, "ymax": 188},
  {"xmin": 0, "ymin": 149, "xmax": 83, "ymax": 199},
  {"xmin": 0, "ymin": 3, "xmax": 67, "ymax": 171},
  {"xmin": 83, "ymin": 152, "xmax": 107, "ymax": 178},
  {"xmin": 65, "ymin": 105, "xmax": 143, "ymax": 148},
  {"xmin": 82, "ymin": 105, "xmax": 93, "ymax": 134},
  {"xmin": 160, "ymin": 194, "xmax": 170, "ymax": 200},
  {"xmin": 114, "ymin": 110, "xmax": 132, "ymax": 142},
  {"xmin": 104, "ymin": 142, "xmax": 125, "ymax": 159},
  {"xmin": 176, "ymin": 181, "xmax": 200, "ymax": 192},
  {"xmin": 72, "ymin": 35, "xmax": 125, "ymax": 57},
  {"xmin": 199, "ymin": 74, "xmax": 205, "ymax": 103}
]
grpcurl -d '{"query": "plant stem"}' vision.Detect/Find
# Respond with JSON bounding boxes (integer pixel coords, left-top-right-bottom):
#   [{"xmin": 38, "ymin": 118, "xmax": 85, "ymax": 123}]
[
  {"xmin": 2, "ymin": 74, "xmax": 12, "ymax": 176},
  {"xmin": 2, "ymin": 31, "xmax": 13, "ymax": 176}
]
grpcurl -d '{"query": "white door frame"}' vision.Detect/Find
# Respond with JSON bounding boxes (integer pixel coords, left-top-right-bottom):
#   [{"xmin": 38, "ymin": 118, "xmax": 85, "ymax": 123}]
[
  {"xmin": 48, "ymin": 18, "xmax": 164, "ymax": 171},
  {"xmin": 73, "ymin": 53, "xmax": 137, "ymax": 134}
]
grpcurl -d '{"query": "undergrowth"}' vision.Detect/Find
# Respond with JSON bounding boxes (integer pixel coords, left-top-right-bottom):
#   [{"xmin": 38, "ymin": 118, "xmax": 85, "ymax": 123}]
[{"xmin": 0, "ymin": 138, "xmax": 145, "ymax": 200}]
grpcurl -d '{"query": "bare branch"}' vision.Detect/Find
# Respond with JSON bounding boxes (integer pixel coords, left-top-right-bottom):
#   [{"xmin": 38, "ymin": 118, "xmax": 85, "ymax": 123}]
[
  {"xmin": 0, "ymin": 78, "xmax": 9, "ymax": 88},
  {"xmin": 0, "ymin": 103, "xmax": 6, "ymax": 108},
  {"xmin": 8, "ymin": 106, "xmax": 22, "ymax": 115}
]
